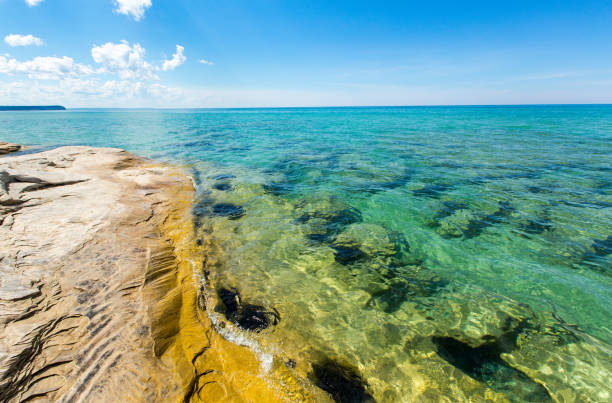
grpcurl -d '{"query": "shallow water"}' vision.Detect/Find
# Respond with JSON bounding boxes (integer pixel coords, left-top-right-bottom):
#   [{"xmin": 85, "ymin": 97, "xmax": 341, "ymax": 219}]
[{"xmin": 2, "ymin": 106, "xmax": 612, "ymax": 401}]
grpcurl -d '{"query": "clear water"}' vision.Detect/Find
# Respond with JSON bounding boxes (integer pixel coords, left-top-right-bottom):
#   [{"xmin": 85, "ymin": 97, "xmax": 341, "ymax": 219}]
[{"xmin": 2, "ymin": 106, "xmax": 611, "ymax": 402}]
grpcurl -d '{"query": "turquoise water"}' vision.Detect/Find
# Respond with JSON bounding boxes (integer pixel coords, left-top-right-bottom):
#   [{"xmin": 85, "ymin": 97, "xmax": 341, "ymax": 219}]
[{"xmin": 2, "ymin": 106, "xmax": 611, "ymax": 401}]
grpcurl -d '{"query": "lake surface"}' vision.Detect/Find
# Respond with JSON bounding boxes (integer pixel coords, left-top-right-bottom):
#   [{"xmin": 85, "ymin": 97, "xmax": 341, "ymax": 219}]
[{"xmin": 2, "ymin": 106, "xmax": 611, "ymax": 402}]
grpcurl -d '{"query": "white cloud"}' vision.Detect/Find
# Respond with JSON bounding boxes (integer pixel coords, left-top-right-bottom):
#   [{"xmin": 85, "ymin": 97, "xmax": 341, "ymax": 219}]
[
  {"xmin": 91, "ymin": 40, "xmax": 158, "ymax": 80},
  {"xmin": 162, "ymin": 45, "xmax": 186, "ymax": 71},
  {"xmin": 0, "ymin": 78, "xmax": 187, "ymax": 107},
  {"xmin": 114, "ymin": 0, "xmax": 152, "ymax": 21},
  {"xmin": 0, "ymin": 40, "xmax": 182, "ymax": 83},
  {"xmin": 0, "ymin": 55, "xmax": 93, "ymax": 79},
  {"xmin": 4, "ymin": 34, "xmax": 44, "ymax": 47},
  {"xmin": 25, "ymin": 0, "xmax": 44, "ymax": 7},
  {"xmin": 0, "ymin": 40, "xmax": 196, "ymax": 106},
  {"xmin": 199, "ymin": 59, "xmax": 214, "ymax": 66}
]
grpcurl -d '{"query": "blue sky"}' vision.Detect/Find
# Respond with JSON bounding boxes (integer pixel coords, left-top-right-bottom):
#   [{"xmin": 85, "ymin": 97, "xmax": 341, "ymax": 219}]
[{"xmin": 1, "ymin": 0, "xmax": 611, "ymax": 107}]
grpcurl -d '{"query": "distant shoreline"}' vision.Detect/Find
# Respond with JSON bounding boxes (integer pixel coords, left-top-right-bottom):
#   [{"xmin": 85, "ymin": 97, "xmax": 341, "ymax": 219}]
[{"xmin": 0, "ymin": 105, "xmax": 66, "ymax": 111}]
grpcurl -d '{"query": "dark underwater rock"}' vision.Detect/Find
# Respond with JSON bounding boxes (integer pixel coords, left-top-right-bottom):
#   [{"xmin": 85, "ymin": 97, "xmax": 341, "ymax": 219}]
[
  {"xmin": 331, "ymin": 223, "xmax": 401, "ymax": 265},
  {"xmin": 355, "ymin": 169, "xmax": 414, "ymax": 194},
  {"xmin": 435, "ymin": 201, "xmax": 515, "ymax": 239},
  {"xmin": 211, "ymin": 203, "xmax": 245, "ymax": 220},
  {"xmin": 520, "ymin": 218, "xmax": 554, "ymax": 235},
  {"xmin": 217, "ymin": 288, "xmax": 280, "ymax": 332},
  {"xmin": 463, "ymin": 201, "xmax": 515, "ymax": 238},
  {"xmin": 263, "ymin": 181, "xmax": 293, "ymax": 195},
  {"xmin": 577, "ymin": 235, "xmax": 612, "ymax": 274},
  {"xmin": 430, "ymin": 201, "xmax": 470, "ymax": 225},
  {"xmin": 332, "ymin": 224, "xmax": 418, "ymax": 267},
  {"xmin": 310, "ymin": 359, "xmax": 374, "ymax": 403},
  {"xmin": 192, "ymin": 197, "xmax": 215, "ymax": 218},
  {"xmin": 412, "ymin": 183, "xmax": 452, "ymax": 199},
  {"xmin": 210, "ymin": 173, "xmax": 236, "ymax": 181},
  {"xmin": 213, "ymin": 182, "xmax": 232, "ymax": 191},
  {"xmin": 332, "ymin": 245, "xmax": 367, "ymax": 265},
  {"xmin": 263, "ymin": 159, "xmax": 308, "ymax": 196},
  {"xmin": 300, "ymin": 207, "xmax": 363, "ymax": 243},
  {"xmin": 366, "ymin": 266, "xmax": 447, "ymax": 313},
  {"xmin": 527, "ymin": 186, "xmax": 550, "ymax": 194},
  {"xmin": 433, "ymin": 327, "xmax": 552, "ymax": 402},
  {"xmin": 219, "ymin": 288, "xmax": 240, "ymax": 314},
  {"xmin": 489, "ymin": 201, "xmax": 515, "ymax": 222},
  {"xmin": 592, "ymin": 236, "xmax": 612, "ymax": 257}
]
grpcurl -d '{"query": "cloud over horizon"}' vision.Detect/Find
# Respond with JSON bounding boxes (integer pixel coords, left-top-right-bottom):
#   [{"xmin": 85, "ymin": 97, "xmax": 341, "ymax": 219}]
[
  {"xmin": 0, "ymin": 39, "xmax": 192, "ymax": 107},
  {"xmin": 0, "ymin": 55, "xmax": 93, "ymax": 80}
]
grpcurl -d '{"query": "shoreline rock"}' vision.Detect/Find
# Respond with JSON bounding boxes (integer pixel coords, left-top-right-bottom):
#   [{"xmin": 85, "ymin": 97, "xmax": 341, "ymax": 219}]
[
  {"xmin": 0, "ymin": 145, "xmax": 308, "ymax": 402},
  {"xmin": 0, "ymin": 142, "xmax": 21, "ymax": 155}
]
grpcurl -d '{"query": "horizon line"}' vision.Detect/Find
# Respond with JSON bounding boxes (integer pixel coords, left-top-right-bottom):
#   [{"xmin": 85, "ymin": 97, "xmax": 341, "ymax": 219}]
[
  {"xmin": 3, "ymin": 103, "xmax": 612, "ymax": 111},
  {"xmin": 66, "ymin": 103, "xmax": 612, "ymax": 110}
]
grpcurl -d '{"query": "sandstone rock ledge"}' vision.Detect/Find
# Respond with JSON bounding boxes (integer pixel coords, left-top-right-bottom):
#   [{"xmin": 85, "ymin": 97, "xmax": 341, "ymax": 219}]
[
  {"xmin": 0, "ymin": 146, "xmax": 296, "ymax": 402},
  {"xmin": 0, "ymin": 143, "xmax": 21, "ymax": 155}
]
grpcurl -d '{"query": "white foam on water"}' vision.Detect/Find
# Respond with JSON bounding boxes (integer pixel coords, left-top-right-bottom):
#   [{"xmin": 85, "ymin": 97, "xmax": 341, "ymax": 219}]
[{"xmin": 206, "ymin": 307, "xmax": 275, "ymax": 374}]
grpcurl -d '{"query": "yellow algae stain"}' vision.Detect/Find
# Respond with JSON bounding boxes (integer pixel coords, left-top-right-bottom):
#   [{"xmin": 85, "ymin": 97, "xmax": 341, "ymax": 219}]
[{"xmin": 143, "ymin": 166, "xmax": 328, "ymax": 403}]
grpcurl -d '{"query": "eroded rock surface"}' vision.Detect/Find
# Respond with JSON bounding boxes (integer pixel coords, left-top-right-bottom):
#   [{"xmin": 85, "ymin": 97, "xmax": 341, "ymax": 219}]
[{"xmin": 0, "ymin": 146, "xmax": 200, "ymax": 402}]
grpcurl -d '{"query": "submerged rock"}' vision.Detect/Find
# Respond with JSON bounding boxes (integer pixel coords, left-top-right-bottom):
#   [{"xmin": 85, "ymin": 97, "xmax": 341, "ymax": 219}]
[
  {"xmin": 211, "ymin": 202, "xmax": 245, "ymax": 220},
  {"xmin": 212, "ymin": 182, "xmax": 232, "ymax": 191},
  {"xmin": 310, "ymin": 359, "xmax": 374, "ymax": 403},
  {"xmin": 430, "ymin": 201, "xmax": 470, "ymax": 224},
  {"xmin": 297, "ymin": 197, "xmax": 363, "ymax": 243},
  {"xmin": 434, "ymin": 201, "xmax": 515, "ymax": 239},
  {"xmin": 436, "ymin": 208, "xmax": 480, "ymax": 238},
  {"xmin": 591, "ymin": 235, "xmax": 612, "ymax": 257},
  {"xmin": 217, "ymin": 288, "xmax": 280, "ymax": 332},
  {"xmin": 433, "ymin": 335, "xmax": 552, "ymax": 402},
  {"xmin": 520, "ymin": 217, "xmax": 554, "ymax": 235},
  {"xmin": 578, "ymin": 235, "xmax": 612, "ymax": 274},
  {"xmin": 413, "ymin": 183, "xmax": 452, "ymax": 199},
  {"xmin": 332, "ymin": 244, "xmax": 367, "ymax": 265},
  {"xmin": 365, "ymin": 265, "xmax": 447, "ymax": 313},
  {"xmin": 210, "ymin": 173, "xmax": 236, "ymax": 181},
  {"xmin": 192, "ymin": 196, "xmax": 215, "ymax": 219},
  {"xmin": 263, "ymin": 159, "xmax": 309, "ymax": 196},
  {"xmin": 350, "ymin": 168, "xmax": 414, "ymax": 194},
  {"xmin": 333, "ymin": 223, "xmax": 398, "ymax": 258}
]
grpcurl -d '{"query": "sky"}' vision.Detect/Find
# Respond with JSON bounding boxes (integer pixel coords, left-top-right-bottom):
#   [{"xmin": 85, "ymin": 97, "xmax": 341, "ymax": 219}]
[{"xmin": 1, "ymin": 0, "xmax": 612, "ymax": 107}]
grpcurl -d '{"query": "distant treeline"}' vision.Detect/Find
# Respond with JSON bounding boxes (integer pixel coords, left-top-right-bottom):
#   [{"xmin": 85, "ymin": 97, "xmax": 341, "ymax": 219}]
[{"xmin": 0, "ymin": 105, "xmax": 66, "ymax": 111}]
